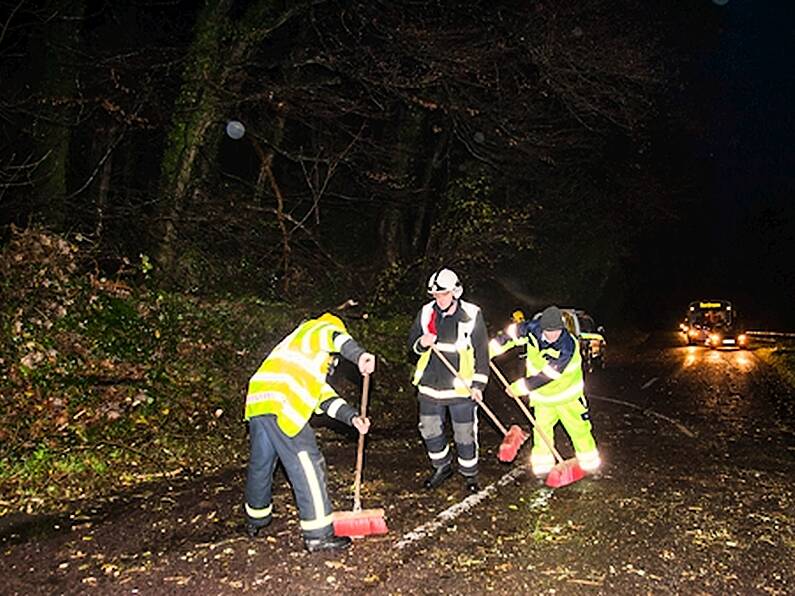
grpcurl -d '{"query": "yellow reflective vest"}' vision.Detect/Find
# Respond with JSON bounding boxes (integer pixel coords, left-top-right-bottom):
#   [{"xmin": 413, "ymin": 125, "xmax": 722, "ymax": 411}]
[
  {"xmin": 244, "ymin": 314, "xmax": 351, "ymax": 436},
  {"xmin": 492, "ymin": 321, "xmax": 585, "ymax": 406},
  {"xmin": 511, "ymin": 330, "xmax": 585, "ymax": 405}
]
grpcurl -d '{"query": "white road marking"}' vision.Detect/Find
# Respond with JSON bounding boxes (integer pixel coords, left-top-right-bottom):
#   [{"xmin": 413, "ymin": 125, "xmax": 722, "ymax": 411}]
[
  {"xmin": 589, "ymin": 393, "xmax": 697, "ymax": 438},
  {"xmin": 641, "ymin": 377, "xmax": 659, "ymax": 390},
  {"xmin": 395, "ymin": 466, "xmax": 529, "ymax": 550}
]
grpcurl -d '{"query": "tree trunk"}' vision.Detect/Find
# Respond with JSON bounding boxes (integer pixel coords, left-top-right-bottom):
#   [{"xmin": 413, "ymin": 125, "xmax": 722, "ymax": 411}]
[
  {"xmin": 378, "ymin": 106, "xmax": 424, "ymax": 267},
  {"xmin": 251, "ymin": 113, "xmax": 289, "ymax": 292},
  {"xmin": 156, "ymin": 0, "xmax": 232, "ymax": 279},
  {"xmin": 410, "ymin": 123, "xmax": 450, "ymax": 258},
  {"xmin": 155, "ymin": 0, "xmax": 296, "ymax": 282},
  {"xmin": 30, "ymin": 0, "xmax": 85, "ymax": 229},
  {"xmin": 94, "ymin": 126, "xmax": 116, "ymax": 239}
]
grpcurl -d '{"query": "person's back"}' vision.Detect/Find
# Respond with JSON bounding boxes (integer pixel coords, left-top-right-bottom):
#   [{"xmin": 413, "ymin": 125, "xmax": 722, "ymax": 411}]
[{"xmin": 243, "ymin": 312, "xmax": 376, "ymax": 552}]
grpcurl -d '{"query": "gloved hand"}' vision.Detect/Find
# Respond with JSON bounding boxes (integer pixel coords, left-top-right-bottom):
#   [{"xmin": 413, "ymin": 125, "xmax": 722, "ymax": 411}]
[
  {"xmin": 508, "ymin": 378, "xmax": 530, "ymax": 397},
  {"xmin": 358, "ymin": 352, "xmax": 376, "ymax": 375},
  {"xmin": 419, "ymin": 333, "xmax": 437, "ymax": 348},
  {"xmin": 352, "ymin": 415, "xmax": 370, "ymax": 434},
  {"xmin": 470, "ymin": 388, "xmax": 483, "ymax": 402}
]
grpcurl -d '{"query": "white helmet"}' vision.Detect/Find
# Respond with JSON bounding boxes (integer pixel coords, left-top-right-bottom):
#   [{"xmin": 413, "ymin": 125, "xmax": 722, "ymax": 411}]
[{"xmin": 427, "ymin": 268, "xmax": 463, "ymax": 299}]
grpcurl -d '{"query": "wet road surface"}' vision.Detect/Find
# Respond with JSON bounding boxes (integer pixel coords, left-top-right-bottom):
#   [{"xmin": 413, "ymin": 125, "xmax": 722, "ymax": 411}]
[{"xmin": 3, "ymin": 333, "xmax": 794, "ymax": 594}]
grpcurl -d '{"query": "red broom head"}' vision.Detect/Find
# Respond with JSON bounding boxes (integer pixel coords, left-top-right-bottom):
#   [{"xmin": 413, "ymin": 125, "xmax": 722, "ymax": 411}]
[
  {"xmin": 507, "ymin": 424, "xmax": 529, "ymax": 445},
  {"xmin": 498, "ymin": 440, "xmax": 517, "ymax": 462},
  {"xmin": 332, "ymin": 510, "xmax": 388, "ymax": 538},
  {"xmin": 545, "ymin": 460, "xmax": 585, "ymax": 488},
  {"xmin": 498, "ymin": 425, "xmax": 527, "ymax": 462}
]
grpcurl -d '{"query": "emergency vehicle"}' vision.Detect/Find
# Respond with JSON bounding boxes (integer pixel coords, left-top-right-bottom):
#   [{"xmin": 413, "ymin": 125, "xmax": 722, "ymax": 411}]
[{"xmin": 680, "ymin": 300, "xmax": 748, "ymax": 349}]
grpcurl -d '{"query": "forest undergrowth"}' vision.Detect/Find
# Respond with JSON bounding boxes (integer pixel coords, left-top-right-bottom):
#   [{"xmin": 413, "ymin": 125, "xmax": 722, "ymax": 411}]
[{"xmin": 0, "ymin": 227, "xmax": 411, "ymax": 517}]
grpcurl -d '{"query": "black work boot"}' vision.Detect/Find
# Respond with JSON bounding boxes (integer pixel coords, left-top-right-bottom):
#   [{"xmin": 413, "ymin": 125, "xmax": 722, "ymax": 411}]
[
  {"xmin": 304, "ymin": 534, "xmax": 352, "ymax": 553},
  {"xmin": 245, "ymin": 516, "xmax": 272, "ymax": 538},
  {"xmin": 423, "ymin": 464, "xmax": 453, "ymax": 489},
  {"xmin": 464, "ymin": 475, "xmax": 480, "ymax": 494}
]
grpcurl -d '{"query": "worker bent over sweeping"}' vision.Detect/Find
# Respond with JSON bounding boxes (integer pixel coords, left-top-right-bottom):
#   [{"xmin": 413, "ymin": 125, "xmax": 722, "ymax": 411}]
[
  {"xmin": 490, "ymin": 305, "xmax": 601, "ymax": 482},
  {"xmin": 408, "ymin": 268, "xmax": 490, "ymax": 493},
  {"xmin": 243, "ymin": 313, "xmax": 376, "ymax": 553}
]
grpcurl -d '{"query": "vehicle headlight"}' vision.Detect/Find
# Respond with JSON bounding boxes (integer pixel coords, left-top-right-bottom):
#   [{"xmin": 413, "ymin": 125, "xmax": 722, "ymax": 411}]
[
  {"xmin": 710, "ymin": 333, "xmax": 721, "ymax": 344},
  {"xmin": 738, "ymin": 334, "xmax": 747, "ymax": 344},
  {"xmin": 688, "ymin": 329, "xmax": 698, "ymax": 338}
]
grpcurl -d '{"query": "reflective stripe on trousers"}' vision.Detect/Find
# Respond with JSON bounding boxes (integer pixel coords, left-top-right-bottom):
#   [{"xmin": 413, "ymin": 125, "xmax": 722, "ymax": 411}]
[
  {"xmin": 418, "ymin": 396, "xmax": 479, "ymax": 476},
  {"xmin": 244, "ymin": 415, "xmax": 333, "ymax": 538},
  {"xmin": 529, "ymin": 397, "xmax": 599, "ymax": 476}
]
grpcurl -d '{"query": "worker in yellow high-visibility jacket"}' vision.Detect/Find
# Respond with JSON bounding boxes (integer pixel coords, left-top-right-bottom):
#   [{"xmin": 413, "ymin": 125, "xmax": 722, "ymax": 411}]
[
  {"xmin": 243, "ymin": 313, "xmax": 375, "ymax": 553},
  {"xmin": 490, "ymin": 305, "xmax": 601, "ymax": 481}
]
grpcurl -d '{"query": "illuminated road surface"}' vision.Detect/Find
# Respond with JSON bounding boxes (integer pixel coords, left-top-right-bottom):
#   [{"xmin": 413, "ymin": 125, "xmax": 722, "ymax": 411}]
[{"xmin": 3, "ymin": 334, "xmax": 793, "ymax": 594}]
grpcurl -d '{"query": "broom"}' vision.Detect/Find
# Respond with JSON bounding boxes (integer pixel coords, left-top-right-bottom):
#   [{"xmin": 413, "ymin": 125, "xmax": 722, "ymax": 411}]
[
  {"xmin": 430, "ymin": 344, "xmax": 527, "ymax": 462},
  {"xmin": 332, "ymin": 373, "xmax": 388, "ymax": 538},
  {"xmin": 489, "ymin": 361, "xmax": 585, "ymax": 488}
]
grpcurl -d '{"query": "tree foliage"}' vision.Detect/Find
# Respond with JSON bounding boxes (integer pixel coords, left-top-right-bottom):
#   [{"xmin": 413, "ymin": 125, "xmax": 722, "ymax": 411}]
[
  {"xmin": 0, "ymin": 0, "xmax": 686, "ymax": 308},
  {"xmin": 0, "ymin": 226, "xmax": 289, "ymax": 468}
]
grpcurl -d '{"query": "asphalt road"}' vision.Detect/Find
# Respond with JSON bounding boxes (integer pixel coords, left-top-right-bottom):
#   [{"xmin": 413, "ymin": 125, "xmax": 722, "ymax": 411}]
[
  {"xmin": 3, "ymin": 334, "xmax": 794, "ymax": 594},
  {"xmin": 375, "ymin": 335, "xmax": 795, "ymax": 594}
]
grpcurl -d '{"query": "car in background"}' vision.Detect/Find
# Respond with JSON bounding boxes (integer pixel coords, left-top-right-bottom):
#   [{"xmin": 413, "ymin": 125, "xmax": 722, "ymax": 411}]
[
  {"xmin": 562, "ymin": 309, "xmax": 607, "ymax": 372},
  {"xmin": 680, "ymin": 300, "xmax": 748, "ymax": 349}
]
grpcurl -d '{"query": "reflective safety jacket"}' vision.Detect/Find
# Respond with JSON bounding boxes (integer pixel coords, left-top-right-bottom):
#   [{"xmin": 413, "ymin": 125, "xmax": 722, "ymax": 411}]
[
  {"xmin": 244, "ymin": 314, "xmax": 364, "ymax": 436},
  {"xmin": 489, "ymin": 321, "xmax": 528, "ymax": 359},
  {"xmin": 490, "ymin": 320, "xmax": 584, "ymax": 406},
  {"xmin": 408, "ymin": 300, "xmax": 489, "ymax": 400}
]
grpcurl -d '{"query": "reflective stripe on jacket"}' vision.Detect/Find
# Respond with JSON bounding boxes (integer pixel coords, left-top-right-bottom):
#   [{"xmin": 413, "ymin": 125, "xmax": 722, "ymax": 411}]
[
  {"xmin": 510, "ymin": 324, "xmax": 585, "ymax": 406},
  {"xmin": 244, "ymin": 317, "xmax": 351, "ymax": 436},
  {"xmin": 488, "ymin": 322, "xmax": 529, "ymax": 359},
  {"xmin": 410, "ymin": 300, "xmax": 489, "ymax": 398}
]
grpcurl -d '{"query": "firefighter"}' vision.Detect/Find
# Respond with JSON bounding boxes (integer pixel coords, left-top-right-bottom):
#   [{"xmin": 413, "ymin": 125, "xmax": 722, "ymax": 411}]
[
  {"xmin": 490, "ymin": 305, "xmax": 601, "ymax": 481},
  {"xmin": 408, "ymin": 268, "xmax": 490, "ymax": 493},
  {"xmin": 243, "ymin": 313, "xmax": 376, "ymax": 553}
]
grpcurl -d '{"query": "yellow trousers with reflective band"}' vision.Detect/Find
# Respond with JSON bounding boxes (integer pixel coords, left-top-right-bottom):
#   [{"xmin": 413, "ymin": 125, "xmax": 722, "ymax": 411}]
[{"xmin": 530, "ymin": 396, "xmax": 600, "ymax": 476}]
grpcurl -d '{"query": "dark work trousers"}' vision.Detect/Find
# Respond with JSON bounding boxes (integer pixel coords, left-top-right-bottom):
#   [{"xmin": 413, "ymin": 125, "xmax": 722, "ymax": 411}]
[
  {"xmin": 244, "ymin": 415, "xmax": 333, "ymax": 540},
  {"xmin": 418, "ymin": 397, "xmax": 479, "ymax": 477}
]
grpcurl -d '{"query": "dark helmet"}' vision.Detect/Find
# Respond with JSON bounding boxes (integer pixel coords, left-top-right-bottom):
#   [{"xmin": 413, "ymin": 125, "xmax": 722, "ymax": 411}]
[{"xmin": 539, "ymin": 306, "xmax": 564, "ymax": 331}]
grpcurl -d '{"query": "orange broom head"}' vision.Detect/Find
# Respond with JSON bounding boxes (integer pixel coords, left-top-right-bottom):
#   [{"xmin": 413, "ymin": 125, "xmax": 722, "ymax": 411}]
[
  {"xmin": 545, "ymin": 459, "xmax": 585, "ymax": 488},
  {"xmin": 332, "ymin": 509, "xmax": 388, "ymax": 538},
  {"xmin": 498, "ymin": 425, "xmax": 528, "ymax": 462}
]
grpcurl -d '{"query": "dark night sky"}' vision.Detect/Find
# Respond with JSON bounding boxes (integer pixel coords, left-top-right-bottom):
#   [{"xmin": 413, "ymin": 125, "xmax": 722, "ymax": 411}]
[
  {"xmin": 703, "ymin": 1, "xmax": 793, "ymax": 219},
  {"xmin": 633, "ymin": 0, "xmax": 795, "ymax": 330}
]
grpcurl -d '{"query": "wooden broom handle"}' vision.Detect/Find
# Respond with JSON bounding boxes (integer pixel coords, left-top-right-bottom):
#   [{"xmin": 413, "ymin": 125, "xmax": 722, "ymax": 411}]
[
  {"xmin": 352, "ymin": 373, "xmax": 370, "ymax": 512},
  {"xmin": 429, "ymin": 344, "xmax": 508, "ymax": 436},
  {"xmin": 489, "ymin": 360, "xmax": 564, "ymax": 463}
]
